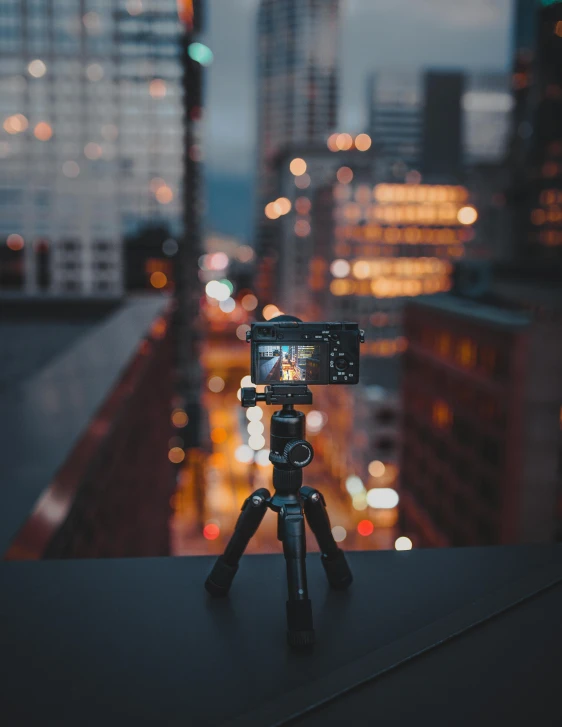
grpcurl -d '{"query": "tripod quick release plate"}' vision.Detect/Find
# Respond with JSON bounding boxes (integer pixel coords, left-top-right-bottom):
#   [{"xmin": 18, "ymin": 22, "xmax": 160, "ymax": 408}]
[{"xmin": 241, "ymin": 385, "xmax": 313, "ymax": 407}]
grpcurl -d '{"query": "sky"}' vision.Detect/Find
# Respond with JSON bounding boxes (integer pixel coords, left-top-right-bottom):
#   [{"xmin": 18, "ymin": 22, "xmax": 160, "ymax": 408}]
[{"xmin": 201, "ymin": 0, "xmax": 514, "ymax": 238}]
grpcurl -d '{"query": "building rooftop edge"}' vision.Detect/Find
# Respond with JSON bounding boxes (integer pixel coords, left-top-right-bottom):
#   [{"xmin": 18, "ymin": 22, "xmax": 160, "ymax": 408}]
[{"xmin": 408, "ymin": 293, "xmax": 532, "ymax": 330}]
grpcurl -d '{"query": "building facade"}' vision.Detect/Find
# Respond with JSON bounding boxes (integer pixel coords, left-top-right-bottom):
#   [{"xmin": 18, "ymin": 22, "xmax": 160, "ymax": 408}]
[
  {"xmin": 254, "ymin": 0, "xmax": 340, "ymax": 303},
  {"xmin": 0, "ymin": 0, "xmax": 184, "ymax": 295},
  {"xmin": 400, "ymin": 293, "xmax": 562, "ymax": 548},
  {"xmin": 366, "ymin": 70, "xmax": 422, "ymax": 177},
  {"xmin": 508, "ymin": 1, "xmax": 562, "ymax": 264}
]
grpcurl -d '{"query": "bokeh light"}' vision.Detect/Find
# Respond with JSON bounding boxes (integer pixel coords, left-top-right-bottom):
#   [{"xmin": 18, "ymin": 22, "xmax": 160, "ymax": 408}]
[
  {"xmin": 249, "ymin": 434, "xmax": 266, "ymax": 451},
  {"xmin": 355, "ymin": 133, "xmax": 372, "ymax": 151},
  {"xmin": 206, "ymin": 280, "xmax": 231, "ymax": 301},
  {"xmin": 457, "ymin": 206, "xmax": 478, "ymax": 225},
  {"xmin": 352, "ymin": 492, "xmax": 368, "ymax": 510},
  {"xmin": 3, "ymin": 114, "xmax": 28, "ymax": 134},
  {"xmin": 263, "ymin": 304, "xmax": 281, "ymax": 320},
  {"xmin": 368, "ymin": 460, "xmax": 386, "ymax": 477},
  {"xmin": 156, "ymin": 185, "xmax": 173, "ymax": 204},
  {"xmin": 28, "ymin": 59, "xmax": 47, "ymax": 78},
  {"xmin": 265, "ymin": 202, "xmax": 280, "ymax": 220},
  {"xmin": 366, "ymin": 488, "xmax": 399, "ymax": 509},
  {"xmin": 34, "ymin": 122, "xmax": 53, "ymax": 141},
  {"xmin": 208, "ymin": 252, "xmax": 229, "ymax": 270},
  {"xmin": 327, "ymin": 133, "xmax": 339, "ymax": 151},
  {"xmin": 150, "ymin": 271, "xmax": 167, "ymax": 289},
  {"xmin": 208, "ymin": 376, "xmax": 225, "ymax": 393},
  {"xmin": 294, "ymin": 220, "xmax": 311, "ymax": 237},
  {"xmin": 331, "ymin": 526, "xmax": 347, "ymax": 542},
  {"xmin": 337, "ymin": 167, "xmax": 354, "ymax": 184},
  {"xmin": 357, "ymin": 520, "xmax": 374, "ymax": 536},
  {"xmin": 306, "ymin": 410, "xmax": 327, "ymax": 434},
  {"xmin": 211, "ymin": 427, "xmax": 228, "ymax": 444},
  {"xmin": 149, "ymin": 79, "xmax": 167, "ymax": 98},
  {"xmin": 276, "ymin": 197, "xmax": 291, "ymax": 214},
  {"xmin": 219, "ymin": 297, "xmax": 236, "ymax": 313},
  {"xmin": 336, "ymin": 133, "xmax": 353, "ymax": 151},
  {"xmin": 294, "ymin": 174, "xmax": 310, "ymax": 189},
  {"xmin": 295, "ymin": 197, "xmax": 311, "ymax": 215},
  {"xmin": 203, "ymin": 523, "xmax": 220, "ymax": 540},
  {"xmin": 168, "ymin": 447, "xmax": 185, "ymax": 464},
  {"xmin": 247, "ymin": 420, "xmax": 265, "ymax": 436},
  {"xmin": 236, "ymin": 324, "xmax": 251, "ymax": 341},
  {"xmin": 234, "ymin": 445, "xmax": 254, "ymax": 464},
  {"xmin": 171, "ymin": 409, "xmax": 189, "ymax": 428},
  {"xmin": 345, "ymin": 475, "xmax": 365, "ymax": 495},
  {"xmin": 254, "ymin": 449, "xmax": 271, "ymax": 467},
  {"xmin": 7, "ymin": 234, "xmax": 24, "ymax": 251},
  {"xmin": 241, "ymin": 294, "xmax": 258, "ymax": 311},
  {"xmin": 395, "ymin": 536, "xmax": 413, "ymax": 551},
  {"xmin": 240, "ymin": 375, "xmax": 252, "ymax": 388},
  {"xmin": 188, "ymin": 42, "xmax": 214, "ymax": 66},
  {"xmin": 289, "ymin": 157, "xmax": 307, "ymax": 176},
  {"xmin": 246, "ymin": 406, "xmax": 264, "ymax": 421},
  {"xmin": 330, "ymin": 259, "xmax": 351, "ymax": 278}
]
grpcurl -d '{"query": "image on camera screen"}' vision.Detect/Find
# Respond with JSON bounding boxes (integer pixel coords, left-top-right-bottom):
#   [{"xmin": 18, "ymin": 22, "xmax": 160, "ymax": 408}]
[{"xmin": 257, "ymin": 344, "xmax": 321, "ymax": 383}]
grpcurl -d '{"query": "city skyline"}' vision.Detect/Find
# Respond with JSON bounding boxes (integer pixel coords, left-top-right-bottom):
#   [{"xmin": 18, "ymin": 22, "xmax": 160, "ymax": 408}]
[{"xmin": 203, "ymin": 0, "xmax": 512, "ymax": 238}]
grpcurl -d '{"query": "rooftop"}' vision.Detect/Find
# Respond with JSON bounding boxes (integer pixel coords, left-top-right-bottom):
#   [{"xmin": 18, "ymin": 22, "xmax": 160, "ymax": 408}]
[{"xmin": 410, "ymin": 293, "xmax": 532, "ymax": 330}]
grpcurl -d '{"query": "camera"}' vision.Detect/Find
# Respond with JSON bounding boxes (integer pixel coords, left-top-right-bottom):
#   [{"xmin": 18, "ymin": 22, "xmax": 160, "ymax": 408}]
[{"xmin": 248, "ymin": 320, "xmax": 364, "ymax": 386}]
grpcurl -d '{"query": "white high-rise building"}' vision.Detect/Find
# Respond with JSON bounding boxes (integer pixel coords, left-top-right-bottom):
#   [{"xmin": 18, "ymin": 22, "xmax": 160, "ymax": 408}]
[
  {"xmin": 0, "ymin": 0, "xmax": 184, "ymax": 295},
  {"xmin": 463, "ymin": 72, "xmax": 512, "ymax": 165},
  {"xmin": 254, "ymin": 0, "xmax": 340, "ymax": 302}
]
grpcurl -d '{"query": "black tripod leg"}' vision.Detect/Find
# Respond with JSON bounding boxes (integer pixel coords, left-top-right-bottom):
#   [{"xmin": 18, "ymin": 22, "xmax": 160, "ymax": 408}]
[
  {"xmin": 301, "ymin": 486, "xmax": 353, "ymax": 590},
  {"xmin": 204, "ymin": 488, "xmax": 270, "ymax": 597},
  {"xmin": 279, "ymin": 504, "xmax": 314, "ymax": 647}
]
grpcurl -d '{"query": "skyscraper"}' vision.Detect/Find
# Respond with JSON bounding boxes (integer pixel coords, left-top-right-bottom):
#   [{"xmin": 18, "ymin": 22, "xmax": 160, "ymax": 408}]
[
  {"xmin": 254, "ymin": 0, "xmax": 340, "ymax": 303},
  {"xmin": 421, "ymin": 71, "xmax": 465, "ymax": 182},
  {"xmin": 463, "ymin": 72, "xmax": 512, "ymax": 166},
  {"xmin": 0, "ymin": 0, "xmax": 184, "ymax": 296},
  {"xmin": 508, "ymin": 1, "xmax": 562, "ymax": 265},
  {"xmin": 367, "ymin": 71, "xmax": 423, "ymax": 175}
]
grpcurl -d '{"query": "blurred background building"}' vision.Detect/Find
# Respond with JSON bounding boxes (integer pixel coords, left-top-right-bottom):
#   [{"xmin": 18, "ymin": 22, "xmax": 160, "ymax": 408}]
[
  {"xmin": 0, "ymin": 0, "xmax": 185, "ymax": 295},
  {"xmin": 254, "ymin": 0, "xmax": 340, "ymax": 303}
]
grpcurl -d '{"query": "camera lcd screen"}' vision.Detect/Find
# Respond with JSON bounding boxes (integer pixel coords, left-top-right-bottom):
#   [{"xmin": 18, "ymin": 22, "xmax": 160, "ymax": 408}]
[{"xmin": 256, "ymin": 344, "xmax": 322, "ymax": 383}]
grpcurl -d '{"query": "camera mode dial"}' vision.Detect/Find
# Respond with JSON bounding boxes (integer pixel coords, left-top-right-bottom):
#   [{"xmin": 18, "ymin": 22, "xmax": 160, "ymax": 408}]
[{"xmin": 283, "ymin": 440, "xmax": 314, "ymax": 468}]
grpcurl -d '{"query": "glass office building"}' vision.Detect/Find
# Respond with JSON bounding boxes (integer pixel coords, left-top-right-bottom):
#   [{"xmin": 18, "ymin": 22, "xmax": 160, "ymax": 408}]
[{"xmin": 0, "ymin": 0, "xmax": 184, "ymax": 295}]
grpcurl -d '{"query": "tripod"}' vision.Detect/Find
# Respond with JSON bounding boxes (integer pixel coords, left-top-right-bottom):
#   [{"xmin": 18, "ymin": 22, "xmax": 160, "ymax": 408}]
[{"xmin": 205, "ymin": 385, "xmax": 352, "ymax": 647}]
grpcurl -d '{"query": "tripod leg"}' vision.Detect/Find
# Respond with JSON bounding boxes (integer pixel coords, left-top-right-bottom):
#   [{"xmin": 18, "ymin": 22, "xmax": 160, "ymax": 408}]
[
  {"xmin": 301, "ymin": 486, "xmax": 353, "ymax": 590},
  {"xmin": 279, "ymin": 503, "xmax": 315, "ymax": 647},
  {"xmin": 204, "ymin": 488, "xmax": 270, "ymax": 597}
]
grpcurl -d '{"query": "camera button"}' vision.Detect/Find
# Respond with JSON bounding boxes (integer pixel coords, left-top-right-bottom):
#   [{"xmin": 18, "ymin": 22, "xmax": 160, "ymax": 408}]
[{"xmin": 335, "ymin": 358, "xmax": 349, "ymax": 371}]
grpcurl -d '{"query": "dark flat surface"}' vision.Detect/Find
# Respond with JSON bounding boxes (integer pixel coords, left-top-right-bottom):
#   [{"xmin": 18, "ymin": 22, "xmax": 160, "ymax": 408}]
[
  {"xmin": 1, "ymin": 546, "xmax": 561, "ymax": 726},
  {"xmin": 0, "ymin": 297, "xmax": 165, "ymax": 554},
  {"xmin": 296, "ymin": 582, "xmax": 562, "ymax": 727}
]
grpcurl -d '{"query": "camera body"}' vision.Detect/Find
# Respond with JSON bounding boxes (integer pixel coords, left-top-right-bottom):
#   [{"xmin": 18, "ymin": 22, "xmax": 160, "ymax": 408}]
[{"xmin": 248, "ymin": 320, "xmax": 364, "ymax": 386}]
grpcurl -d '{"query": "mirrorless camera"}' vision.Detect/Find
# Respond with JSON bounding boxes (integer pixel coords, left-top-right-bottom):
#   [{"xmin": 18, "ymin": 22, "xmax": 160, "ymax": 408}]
[{"xmin": 248, "ymin": 320, "xmax": 365, "ymax": 386}]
